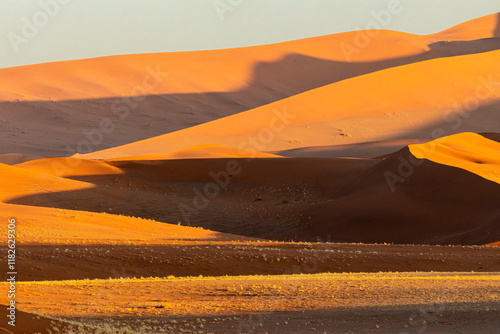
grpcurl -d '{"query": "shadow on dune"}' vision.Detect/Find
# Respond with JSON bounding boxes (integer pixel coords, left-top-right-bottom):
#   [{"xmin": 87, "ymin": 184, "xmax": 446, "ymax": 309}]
[
  {"xmin": 379, "ymin": 100, "xmax": 500, "ymax": 144},
  {"xmin": 5, "ymin": 157, "xmax": 375, "ymax": 240},
  {"xmin": 2, "ymin": 37, "xmax": 500, "ymax": 157},
  {"xmin": 481, "ymin": 132, "xmax": 500, "ymax": 142},
  {"xmin": 6, "ymin": 148, "xmax": 500, "ymax": 245},
  {"xmin": 300, "ymin": 147, "xmax": 500, "ymax": 245}
]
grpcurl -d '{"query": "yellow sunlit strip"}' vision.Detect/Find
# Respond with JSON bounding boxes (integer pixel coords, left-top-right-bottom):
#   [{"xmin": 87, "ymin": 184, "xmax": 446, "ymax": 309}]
[{"xmin": 4, "ymin": 273, "xmax": 500, "ymax": 286}]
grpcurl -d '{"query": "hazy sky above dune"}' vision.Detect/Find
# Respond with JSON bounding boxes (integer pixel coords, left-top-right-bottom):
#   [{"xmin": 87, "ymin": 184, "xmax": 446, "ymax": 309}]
[{"xmin": 0, "ymin": 0, "xmax": 499, "ymax": 69}]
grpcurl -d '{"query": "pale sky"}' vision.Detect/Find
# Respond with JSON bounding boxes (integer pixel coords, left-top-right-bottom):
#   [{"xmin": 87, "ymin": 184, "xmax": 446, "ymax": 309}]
[{"xmin": 0, "ymin": 0, "xmax": 499, "ymax": 69}]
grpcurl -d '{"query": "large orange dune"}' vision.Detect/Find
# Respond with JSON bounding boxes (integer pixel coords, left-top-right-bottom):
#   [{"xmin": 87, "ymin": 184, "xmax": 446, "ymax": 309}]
[
  {"xmin": 1, "ymin": 13, "xmax": 497, "ymax": 102},
  {"xmin": 0, "ymin": 30, "xmax": 430, "ymax": 102},
  {"xmin": 83, "ymin": 47, "xmax": 500, "ymax": 159},
  {"xmin": 0, "ymin": 13, "xmax": 499, "ymax": 157}
]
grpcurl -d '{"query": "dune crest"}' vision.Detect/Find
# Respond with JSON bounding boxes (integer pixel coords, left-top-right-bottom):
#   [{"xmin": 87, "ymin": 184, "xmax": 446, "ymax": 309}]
[
  {"xmin": 0, "ymin": 29, "xmax": 429, "ymax": 102},
  {"xmin": 0, "ymin": 203, "xmax": 252, "ymax": 245},
  {"xmin": 426, "ymin": 12, "xmax": 500, "ymax": 42},
  {"xmin": 106, "ymin": 144, "xmax": 282, "ymax": 161},
  {"xmin": 410, "ymin": 132, "xmax": 500, "ymax": 184}
]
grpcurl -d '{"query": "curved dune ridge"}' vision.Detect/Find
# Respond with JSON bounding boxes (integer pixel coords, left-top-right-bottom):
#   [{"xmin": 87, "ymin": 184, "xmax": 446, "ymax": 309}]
[
  {"xmin": 0, "ymin": 153, "xmax": 41, "ymax": 165},
  {"xmin": 0, "ymin": 30, "xmax": 429, "ymax": 102},
  {"xmin": 0, "ymin": 13, "xmax": 496, "ymax": 102},
  {"xmin": 0, "ymin": 163, "xmax": 94, "ymax": 203},
  {"xmin": 410, "ymin": 132, "xmax": 500, "ymax": 184},
  {"xmin": 427, "ymin": 12, "xmax": 500, "ymax": 42},
  {"xmin": 16, "ymin": 157, "xmax": 123, "ymax": 177},
  {"xmin": 0, "ymin": 203, "xmax": 253, "ymax": 245},
  {"xmin": 104, "ymin": 144, "xmax": 283, "ymax": 161}
]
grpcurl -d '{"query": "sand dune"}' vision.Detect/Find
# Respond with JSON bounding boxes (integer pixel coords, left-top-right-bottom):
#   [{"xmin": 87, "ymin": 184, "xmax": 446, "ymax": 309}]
[
  {"xmin": 0, "ymin": 162, "xmax": 94, "ymax": 203},
  {"xmin": 9, "ymin": 156, "xmax": 375, "ymax": 241},
  {"xmin": 16, "ymin": 157, "xmax": 123, "ymax": 177},
  {"xmin": 83, "ymin": 47, "xmax": 500, "ymax": 159},
  {"xmin": 1, "ymin": 14, "xmax": 499, "ymax": 157},
  {"xmin": 0, "ymin": 29, "xmax": 431, "ymax": 157},
  {"xmin": 2, "ymin": 13, "xmax": 496, "ymax": 101},
  {"xmin": 0, "ymin": 29, "xmax": 434, "ymax": 102}
]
